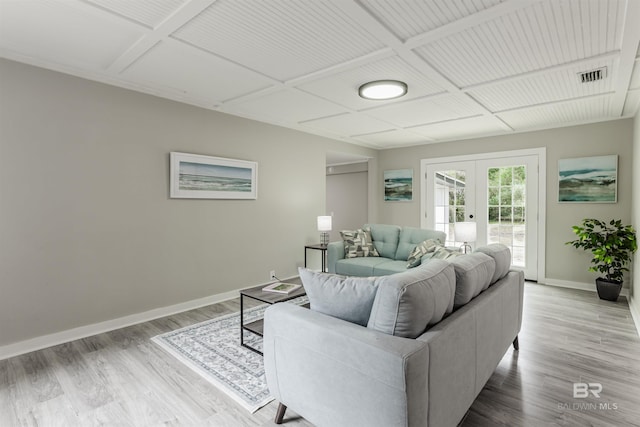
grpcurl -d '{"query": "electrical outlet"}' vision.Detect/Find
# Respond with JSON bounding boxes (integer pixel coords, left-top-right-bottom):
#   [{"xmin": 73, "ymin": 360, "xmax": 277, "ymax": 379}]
[{"xmin": 270, "ymin": 270, "xmax": 276, "ymax": 280}]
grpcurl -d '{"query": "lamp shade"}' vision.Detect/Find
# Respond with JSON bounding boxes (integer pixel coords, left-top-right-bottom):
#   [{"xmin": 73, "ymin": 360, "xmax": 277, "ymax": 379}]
[
  {"xmin": 317, "ymin": 216, "xmax": 332, "ymax": 231},
  {"xmin": 454, "ymin": 222, "xmax": 476, "ymax": 242}
]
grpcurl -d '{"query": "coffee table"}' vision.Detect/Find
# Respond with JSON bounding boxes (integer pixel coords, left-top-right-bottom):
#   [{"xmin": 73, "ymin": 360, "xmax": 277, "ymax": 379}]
[{"xmin": 240, "ymin": 283, "xmax": 307, "ymax": 355}]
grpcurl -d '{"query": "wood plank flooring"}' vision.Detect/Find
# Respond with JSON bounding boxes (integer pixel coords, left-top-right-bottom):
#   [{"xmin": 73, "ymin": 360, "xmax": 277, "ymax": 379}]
[{"xmin": 2, "ymin": 283, "xmax": 640, "ymax": 427}]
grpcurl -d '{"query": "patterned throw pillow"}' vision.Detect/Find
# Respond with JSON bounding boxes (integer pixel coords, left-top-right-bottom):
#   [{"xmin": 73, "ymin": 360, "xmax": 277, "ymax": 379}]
[
  {"xmin": 431, "ymin": 246, "xmax": 464, "ymax": 260},
  {"xmin": 406, "ymin": 239, "xmax": 440, "ymax": 268},
  {"xmin": 340, "ymin": 228, "xmax": 379, "ymax": 258}
]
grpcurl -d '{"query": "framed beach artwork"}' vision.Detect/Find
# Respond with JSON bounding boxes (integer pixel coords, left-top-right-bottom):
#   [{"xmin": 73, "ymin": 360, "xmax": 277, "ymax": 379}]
[
  {"xmin": 384, "ymin": 169, "xmax": 413, "ymax": 201},
  {"xmin": 558, "ymin": 155, "xmax": 617, "ymax": 203},
  {"xmin": 170, "ymin": 152, "xmax": 257, "ymax": 199}
]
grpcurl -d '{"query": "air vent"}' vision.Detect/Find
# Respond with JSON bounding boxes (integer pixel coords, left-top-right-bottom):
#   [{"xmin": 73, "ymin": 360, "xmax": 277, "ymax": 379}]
[{"xmin": 578, "ymin": 67, "xmax": 607, "ymax": 83}]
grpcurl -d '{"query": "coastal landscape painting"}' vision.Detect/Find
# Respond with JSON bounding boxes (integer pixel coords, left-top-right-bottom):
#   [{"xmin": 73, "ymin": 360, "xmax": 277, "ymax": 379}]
[
  {"xmin": 170, "ymin": 152, "xmax": 257, "ymax": 199},
  {"xmin": 384, "ymin": 169, "xmax": 413, "ymax": 201},
  {"xmin": 558, "ymin": 155, "xmax": 617, "ymax": 203}
]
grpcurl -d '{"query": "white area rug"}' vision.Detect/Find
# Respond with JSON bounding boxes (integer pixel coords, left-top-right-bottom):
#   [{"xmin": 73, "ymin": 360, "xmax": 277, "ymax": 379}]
[{"xmin": 151, "ymin": 297, "xmax": 307, "ymax": 413}]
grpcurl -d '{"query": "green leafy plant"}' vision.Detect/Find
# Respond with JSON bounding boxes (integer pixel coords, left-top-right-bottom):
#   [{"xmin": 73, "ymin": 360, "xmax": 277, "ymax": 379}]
[{"xmin": 566, "ymin": 219, "xmax": 637, "ymax": 283}]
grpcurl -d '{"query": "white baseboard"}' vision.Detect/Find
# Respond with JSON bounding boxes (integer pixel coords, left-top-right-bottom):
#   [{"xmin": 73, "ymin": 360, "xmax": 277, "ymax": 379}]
[
  {"xmin": 538, "ymin": 277, "xmax": 629, "ymax": 297},
  {"xmin": 0, "ymin": 276, "xmax": 298, "ymax": 361}
]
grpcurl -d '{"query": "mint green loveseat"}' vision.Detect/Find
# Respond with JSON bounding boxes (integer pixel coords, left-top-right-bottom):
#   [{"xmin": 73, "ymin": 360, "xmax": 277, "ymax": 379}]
[{"xmin": 328, "ymin": 224, "xmax": 446, "ymax": 276}]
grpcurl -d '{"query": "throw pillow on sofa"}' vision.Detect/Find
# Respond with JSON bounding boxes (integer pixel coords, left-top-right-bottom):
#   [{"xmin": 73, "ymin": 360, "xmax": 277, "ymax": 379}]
[
  {"xmin": 406, "ymin": 238, "xmax": 440, "ymax": 268},
  {"xmin": 340, "ymin": 228, "xmax": 379, "ymax": 259},
  {"xmin": 298, "ymin": 267, "xmax": 379, "ymax": 326},
  {"xmin": 431, "ymin": 246, "xmax": 464, "ymax": 260}
]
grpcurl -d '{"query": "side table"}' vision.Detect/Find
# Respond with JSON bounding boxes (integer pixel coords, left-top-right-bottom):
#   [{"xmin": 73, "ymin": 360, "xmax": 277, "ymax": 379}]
[
  {"xmin": 304, "ymin": 244, "xmax": 328, "ymax": 272},
  {"xmin": 240, "ymin": 284, "xmax": 307, "ymax": 355}
]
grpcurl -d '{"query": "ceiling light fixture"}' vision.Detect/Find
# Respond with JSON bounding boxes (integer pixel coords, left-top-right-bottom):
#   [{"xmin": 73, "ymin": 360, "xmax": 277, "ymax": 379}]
[{"xmin": 358, "ymin": 80, "xmax": 408, "ymax": 100}]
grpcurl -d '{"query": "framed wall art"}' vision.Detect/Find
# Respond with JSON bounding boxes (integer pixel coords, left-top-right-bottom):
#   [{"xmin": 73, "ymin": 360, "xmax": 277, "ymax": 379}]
[
  {"xmin": 170, "ymin": 152, "xmax": 257, "ymax": 199},
  {"xmin": 558, "ymin": 155, "xmax": 617, "ymax": 203},
  {"xmin": 384, "ymin": 169, "xmax": 413, "ymax": 201}
]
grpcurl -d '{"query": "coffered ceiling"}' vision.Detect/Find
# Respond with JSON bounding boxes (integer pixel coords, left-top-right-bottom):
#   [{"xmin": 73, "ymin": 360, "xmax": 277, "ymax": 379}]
[{"xmin": 1, "ymin": 0, "xmax": 639, "ymax": 149}]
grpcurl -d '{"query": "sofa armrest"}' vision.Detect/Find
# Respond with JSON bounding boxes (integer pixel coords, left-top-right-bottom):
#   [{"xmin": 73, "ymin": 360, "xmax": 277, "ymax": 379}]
[
  {"xmin": 327, "ymin": 240, "xmax": 345, "ymax": 273},
  {"xmin": 264, "ymin": 303, "xmax": 429, "ymax": 427}
]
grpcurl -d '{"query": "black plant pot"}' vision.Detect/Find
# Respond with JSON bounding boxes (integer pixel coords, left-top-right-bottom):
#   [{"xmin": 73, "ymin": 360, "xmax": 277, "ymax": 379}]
[{"xmin": 595, "ymin": 278, "xmax": 622, "ymax": 301}]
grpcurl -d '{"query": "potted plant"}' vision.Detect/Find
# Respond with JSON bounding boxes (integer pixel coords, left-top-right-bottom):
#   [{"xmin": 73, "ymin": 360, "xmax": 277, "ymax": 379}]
[{"xmin": 566, "ymin": 218, "xmax": 637, "ymax": 301}]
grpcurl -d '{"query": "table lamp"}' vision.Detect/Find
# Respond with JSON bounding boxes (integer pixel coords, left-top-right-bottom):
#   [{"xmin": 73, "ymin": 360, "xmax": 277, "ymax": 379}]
[
  {"xmin": 454, "ymin": 221, "xmax": 476, "ymax": 254},
  {"xmin": 317, "ymin": 216, "xmax": 332, "ymax": 246}
]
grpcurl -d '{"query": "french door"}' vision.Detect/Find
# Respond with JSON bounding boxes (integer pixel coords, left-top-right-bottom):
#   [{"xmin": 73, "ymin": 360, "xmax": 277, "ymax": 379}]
[{"xmin": 422, "ymin": 151, "xmax": 542, "ymax": 281}]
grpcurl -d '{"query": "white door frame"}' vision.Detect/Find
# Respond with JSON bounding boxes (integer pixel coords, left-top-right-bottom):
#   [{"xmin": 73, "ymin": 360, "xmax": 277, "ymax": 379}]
[{"xmin": 420, "ymin": 148, "xmax": 546, "ymax": 281}]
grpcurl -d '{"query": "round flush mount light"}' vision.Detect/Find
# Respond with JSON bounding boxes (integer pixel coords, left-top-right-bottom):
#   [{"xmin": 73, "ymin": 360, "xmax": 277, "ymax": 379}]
[{"xmin": 358, "ymin": 80, "xmax": 408, "ymax": 100}]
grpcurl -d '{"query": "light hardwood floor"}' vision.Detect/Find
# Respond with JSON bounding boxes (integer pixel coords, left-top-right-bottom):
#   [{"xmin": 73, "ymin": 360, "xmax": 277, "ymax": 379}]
[{"xmin": 2, "ymin": 283, "xmax": 640, "ymax": 427}]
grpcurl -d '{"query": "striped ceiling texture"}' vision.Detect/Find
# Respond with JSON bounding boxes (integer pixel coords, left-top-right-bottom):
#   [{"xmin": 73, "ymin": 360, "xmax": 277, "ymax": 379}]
[{"xmin": 1, "ymin": 0, "xmax": 639, "ymax": 148}]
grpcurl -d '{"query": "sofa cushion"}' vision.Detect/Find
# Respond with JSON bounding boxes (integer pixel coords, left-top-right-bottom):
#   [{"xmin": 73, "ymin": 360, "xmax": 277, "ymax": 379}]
[
  {"xmin": 299, "ymin": 268, "xmax": 379, "ymax": 326},
  {"xmin": 406, "ymin": 239, "xmax": 440, "ymax": 268},
  {"xmin": 340, "ymin": 228, "xmax": 379, "ymax": 259},
  {"xmin": 475, "ymin": 244, "xmax": 511, "ymax": 284},
  {"xmin": 449, "ymin": 253, "xmax": 496, "ymax": 308},
  {"xmin": 367, "ymin": 260, "xmax": 456, "ymax": 338},
  {"xmin": 335, "ymin": 257, "xmax": 390, "ymax": 276},
  {"xmin": 372, "ymin": 260, "xmax": 409, "ymax": 276},
  {"xmin": 395, "ymin": 227, "xmax": 446, "ymax": 261},
  {"xmin": 366, "ymin": 224, "xmax": 401, "ymax": 259}
]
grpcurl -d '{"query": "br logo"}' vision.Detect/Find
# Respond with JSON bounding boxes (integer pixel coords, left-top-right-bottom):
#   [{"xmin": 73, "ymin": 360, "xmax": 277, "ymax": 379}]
[{"xmin": 573, "ymin": 383, "xmax": 602, "ymax": 398}]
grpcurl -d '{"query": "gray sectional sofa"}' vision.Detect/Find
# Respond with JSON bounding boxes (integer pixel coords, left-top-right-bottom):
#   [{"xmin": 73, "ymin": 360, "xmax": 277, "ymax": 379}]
[
  {"xmin": 328, "ymin": 224, "xmax": 446, "ymax": 276},
  {"xmin": 264, "ymin": 243, "xmax": 524, "ymax": 427}
]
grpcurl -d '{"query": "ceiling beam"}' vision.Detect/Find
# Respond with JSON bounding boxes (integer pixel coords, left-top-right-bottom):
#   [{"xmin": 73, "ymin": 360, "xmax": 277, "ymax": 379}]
[
  {"xmin": 610, "ymin": 0, "xmax": 640, "ymax": 115},
  {"xmin": 404, "ymin": 0, "xmax": 541, "ymax": 49},
  {"xmin": 106, "ymin": 0, "xmax": 218, "ymax": 73}
]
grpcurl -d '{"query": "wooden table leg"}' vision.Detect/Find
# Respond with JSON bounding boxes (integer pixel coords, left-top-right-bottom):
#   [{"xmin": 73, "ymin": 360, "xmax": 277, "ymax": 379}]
[{"xmin": 275, "ymin": 403, "xmax": 287, "ymax": 424}]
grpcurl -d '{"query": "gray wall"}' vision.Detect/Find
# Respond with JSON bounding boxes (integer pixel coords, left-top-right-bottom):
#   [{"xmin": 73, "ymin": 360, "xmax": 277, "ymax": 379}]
[
  {"xmin": 376, "ymin": 120, "xmax": 634, "ymax": 285},
  {"xmin": 326, "ymin": 162, "xmax": 369, "ymax": 242},
  {"xmin": 0, "ymin": 59, "xmax": 375, "ymax": 347}
]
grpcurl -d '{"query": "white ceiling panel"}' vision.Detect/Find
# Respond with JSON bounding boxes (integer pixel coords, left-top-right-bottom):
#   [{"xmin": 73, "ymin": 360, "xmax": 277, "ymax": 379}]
[
  {"xmin": 0, "ymin": 0, "xmax": 142, "ymax": 70},
  {"xmin": 296, "ymin": 55, "xmax": 445, "ymax": 110},
  {"xmin": 365, "ymin": 94, "xmax": 483, "ymax": 128},
  {"xmin": 351, "ymin": 129, "xmax": 431, "ymax": 147},
  {"xmin": 85, "ymin": 0, "xmax": 186, "ymax": 28},
  {"xmin": 469, "ymin": 60, "xmax": 617, "ymax": 112},
  {"xmin": 301, "ymin": 113, "xmax": 395, "ymax": 136},
  {"xmin": 172, "ymin": 0, "xmax": 385, "ymax": 81},
  {"xmin": 498, "ymin": 96, "xmax": 617, "ymax": 130},
  {"xmin": 415, "ymin": 0, "xmax": 626, "ymax": 87},
  {"xmin": 1, "ymin": 0, "xmax": 638, "ymax": 148},
  {"xmin": 223, "ymin": 89, "xmax": 348, "ymax": 124},
  {"xmin": 623, "ymin": 90, "xmax": 640, "ymax": 116},
  {"xmin": 122, "ymin": 40, "xmax": 273, "ymax": 103},
  {"xmin": 409, "ymin": 116, "xmax": 507, "ymax": 140},
  {"xmin": 360, "ymin": 0, "xmax": 504, "ymax": 41}
]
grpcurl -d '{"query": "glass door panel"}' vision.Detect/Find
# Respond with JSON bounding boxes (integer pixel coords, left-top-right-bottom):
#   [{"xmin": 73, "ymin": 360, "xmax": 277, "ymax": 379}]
[
  {"xmin": 426, "ymin": 162, "xmax": 475, "ymax": 247},
  {"xmin": 424, "ymin": 154, "xmax": 538, "ymax": 281},
  {"xmin": 486, "ymin": 165, "xmax": 526, "ymax": 267},
  {"xmin": 477, "ymin": 156, "xmax": 538, "ymax": 280}
]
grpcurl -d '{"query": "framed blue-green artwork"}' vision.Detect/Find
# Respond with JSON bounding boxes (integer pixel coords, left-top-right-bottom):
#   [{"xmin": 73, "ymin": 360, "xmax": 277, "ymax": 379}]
[
  {"xmin": 558, "ymin": 155, "xmax": 617, "ymax": 203},
  {"xmin": 170, "ymin": 152, "xmax": 257, "ymax": 199},
  {"xmin": 384, "ymin": 169, "xmax": 413, "ymax": 202}
]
